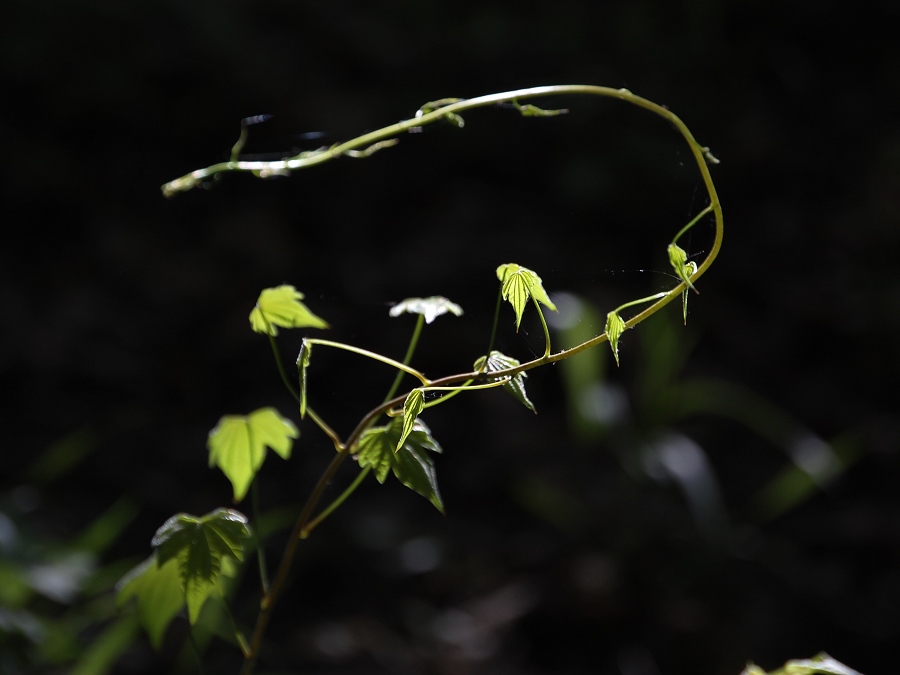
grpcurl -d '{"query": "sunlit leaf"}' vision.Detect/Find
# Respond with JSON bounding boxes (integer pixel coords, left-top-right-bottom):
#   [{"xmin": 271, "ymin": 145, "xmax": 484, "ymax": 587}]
[
  {"xmin": 117, "ymin": 555, "xmax": 184, "ymax": 649},
  {"xmin": 208, "ymin": 407, "xmax": 299, "ymax": 501},
  {"xmin": 398, "ymin": 388, "xmax": 425, "ymax": 452},
  {"xmin": 496, "ymin": 263, "xmax": 557, "ymax": 330},
  {"xmin": 249, "ymin": 285, "xmax": 328, "ymax": 336},
  {"xmin": 150, "ymin": 509, "xmax": 251, "ymax": 624},
  {"xmin": 605, "ymin": 311, "xmax": 626, "ymax": 366},
  {"xmin": 474, "ymin": 351, "xmax": 536, "ymax": 413},
  {"xmin": 297, "ymin": 340, "xmax": 312, "ymax": 418},
  {"xmin": 356, "ymin": 418, "xmax": 443, "ymax": 512},
  {"xmin": 667, "ymin": 244, "xmax": 696, "ymax": 292},
  {"xmin": 389, "ymin": 296, "xmax": 463, "ymax": 324}
]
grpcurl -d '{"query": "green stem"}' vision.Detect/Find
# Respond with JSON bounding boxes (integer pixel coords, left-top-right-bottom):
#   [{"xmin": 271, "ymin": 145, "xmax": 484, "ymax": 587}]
[
  {"xmin": 306, "ymin": 338, "xmax": 429, "ymax": 386},
  {"xmin": 420, "ymin": 379, "xmax": 475, "ymax": 408},
  {"xmin": 614, "ymin": 292, "xmax": 668, "ymax": 315},
  {"xmin": 481, "ymin": 285, "xmax": 504, "ymax": 368},
  {"xmin": 384, "ymin": 379, "xmax": 509, "ymax": 415},
  {"xmin": 300, "ymin": 466, "xmax": 372, "ymax": 538},
  {"xmin": 671, "ymin": 204, "xmax": 713, "ymax": 246},
  {"xmin": 305, "ymin": 407, "xmax": 343, "ymax": 450},
  {"xmin": 241, "ymin": 443, "xmax": 354, "ymax": 675},
  {"xmin": 230, "ymin": 121, "xmax": 249, "ymax": 163},
  {"xmin": 267, "ymin": 334, "xmax": 342, "ymax": 448},
  {"xmin": 251, "ymin": 481, "xmax": 269, "ymax": 595},
  {"xmin": 222, "ymin": 600, "xmax": 251, "ymax": 659},
  {"xmin": 267, "ymin": 334, "xmax": 302, "ymax": 406},
  {"xmin": 383, "ymin": 314, "xmax": 425, "ymax": 403},
  {"xmin": 532, "ymin": 296, "xmax": 553, "ymax": 358}
]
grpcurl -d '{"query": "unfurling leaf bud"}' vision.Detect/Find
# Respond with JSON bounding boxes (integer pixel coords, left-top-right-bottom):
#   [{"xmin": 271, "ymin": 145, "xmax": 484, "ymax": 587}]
[{"xmin": 605, "ymin": 311, "xmax": 627, "ymax": 366}]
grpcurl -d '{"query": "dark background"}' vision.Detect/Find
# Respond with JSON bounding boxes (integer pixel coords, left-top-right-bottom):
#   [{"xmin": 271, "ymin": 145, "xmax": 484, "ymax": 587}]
[{"xmin": 3, "ymin": 1, "xmax": 899, "ymax": 674}]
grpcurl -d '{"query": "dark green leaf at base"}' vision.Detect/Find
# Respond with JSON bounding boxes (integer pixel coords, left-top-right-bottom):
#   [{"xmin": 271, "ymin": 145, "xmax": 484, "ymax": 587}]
[{"xmin": 356, "ymin": 418, "xmax": 444, "ymax": 512}]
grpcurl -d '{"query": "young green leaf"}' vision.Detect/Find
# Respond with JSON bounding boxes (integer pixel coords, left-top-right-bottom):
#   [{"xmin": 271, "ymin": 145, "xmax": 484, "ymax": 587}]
[
  {"xmin": 398, "ymin": 388, "xmax": 425, "ymax": 452},
  {"xmin": 496, "ymin": 263, "xmax": 558, "ymax": 329},
  {"xmin": 296, "ymin": 340, "xmax": 312, "ymax": 418},
  {"xmin": 474, "ymin": 351, "xmax": 536, "ymax": 413},
  {"xmin": 207, "ymin": 407, "xmax": 299, "ymax": 502},
  {"xmin": 356, "ymin": 417, "xmax": 444, "ymax": 512},
  {"xmin": 249, "ymin": 285, "xmax": 329, "ymax": 336},
  {"xmin": 605, "ymin": 311, "xmax": 627, "ymax": 366},
  {"xmin": 389, "ymin": 296, "xmax": 463, "ymax": 324},
  {"xmin": 150, "ymin": 509, "xmax": 251, "ymax": 624},
  {"xmin": 117, "ymin": 555, "xmax": 184, "ymax": 650},
  {"xmin": 667, "ymin": 244, "xmax": 696, "ymax": 293}
]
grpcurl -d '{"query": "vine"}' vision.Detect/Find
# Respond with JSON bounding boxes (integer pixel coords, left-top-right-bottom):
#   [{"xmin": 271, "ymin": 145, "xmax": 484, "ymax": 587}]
[{"xmin": 121, "ymin": 85, "xmax": 725, "ymax": 674}]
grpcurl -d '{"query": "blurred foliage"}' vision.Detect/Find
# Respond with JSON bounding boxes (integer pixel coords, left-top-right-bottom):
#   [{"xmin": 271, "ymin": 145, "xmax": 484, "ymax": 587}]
[{"xmin": 0, "ymin": 479, "xmax": 140, "ymax": 673}]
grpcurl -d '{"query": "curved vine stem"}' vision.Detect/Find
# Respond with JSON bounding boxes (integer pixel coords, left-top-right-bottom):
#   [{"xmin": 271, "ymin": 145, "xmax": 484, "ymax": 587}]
[
  {"xmin": 304, "ymin": 338, "xmax": 430, "ymax": 387},
  {"xmin": 267, "ymin": 335, "xmax": 342, "ymax": 448},
  {"xmin": 219, "ymin": 85, "xmax": 722, "ymax": 675}
]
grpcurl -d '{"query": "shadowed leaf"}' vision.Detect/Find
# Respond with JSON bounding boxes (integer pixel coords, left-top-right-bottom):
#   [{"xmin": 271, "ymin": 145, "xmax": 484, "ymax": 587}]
[
  {"xmin": 117, "ymin": 555, "xmax": 184, "ymax": 649},
  {"xmin": 150, "ymin": 509, "xmax": 251, "ymax": 624}
]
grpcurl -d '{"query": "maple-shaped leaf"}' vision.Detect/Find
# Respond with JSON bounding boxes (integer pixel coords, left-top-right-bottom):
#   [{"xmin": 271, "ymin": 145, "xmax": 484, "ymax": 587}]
[
  {"xmin": 356, "ymin": 417, "xmax": 443, "ymax": 512},
  {"xmin": 496, "ymin": 263, "xmax": 557, "ymax": 329},
  {"xmin": 117, "ymin": 555, "xmax": 184, "ymax": 649},
  {"xmin": 605, "ymin": 311, "xmax": 627, "ymax": 366},
  {"xmin": 150, "ymin": 509, "xmax": 251, "ymax": 624},
  {"xmin": 249, "ymin": 285, "xmax": 328, "ymax": 336},
  {"xmin": 389, "ymin": 296, "xmax": 463, "ymax": 324},
  {"xmin": 208, "ymin": 407, "xmax": 299, "ymax": 501},
  {"xmin": 474, "ymin": 351, "xmax": 536, "ymax": 413}
]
